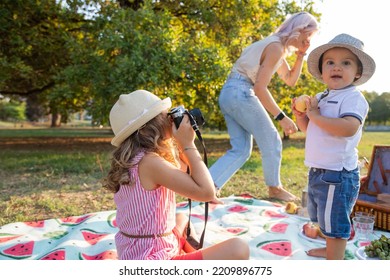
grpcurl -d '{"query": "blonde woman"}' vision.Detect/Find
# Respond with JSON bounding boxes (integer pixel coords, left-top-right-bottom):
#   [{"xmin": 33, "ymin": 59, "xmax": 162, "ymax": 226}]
[{"xmin": 210, "ymin": 12, "xmax": 319, "ymax": 201}]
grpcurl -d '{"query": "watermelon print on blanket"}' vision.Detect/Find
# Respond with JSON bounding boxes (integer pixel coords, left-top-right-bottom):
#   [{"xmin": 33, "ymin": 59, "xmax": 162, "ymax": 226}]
[
  {"xmin": 260, "ymin": 209, "xmax": 287, "ymax": 218},
  {"xmin": 107, "ymin": 212, "xmax": 117, "ymax": 228},
  {"xmin": 233, "ymin": 197, "xmax": 255, "ymax": 205},
  {"xmin": 0, "ymin": 233, "xmax": 22, "ymax": 244},
  {"xmin": 263, "ymin": 222, "xmax": 289, "ymax": 234},
  {"xmin": 81, "ymin": 229, "xmax": 110, "ymax": 245},
  {"xmin": 3, "ymin": 197, "xmax": 387, "ymax": 260},
  {"xmin": 56, "ymin": 214, "xmax": 95, "ymax": 226},
  {"xmin": 256, "ymin": 240, "xmax": 292, "ymax": 257},
  {"xmin": 0, "ymin": 241, "xmax": 34, "ymax": 259},
  {"xmin": 24, "ymin": 221, "xmax": 45, "ymax": 228},
  {"xmin": 79, "ymin": 250, "xmax": 117, "ymax": 260},
  {"xmin": 39, "ymin": 248, "xmax": 66, "ymax": 260},
  {"xmin": 226, "ymin": 227, "xmax": 249, "ymax": 236},
  {"xmin": 227, "ymin": 204, "xmax": 249, "ymax": 213}
]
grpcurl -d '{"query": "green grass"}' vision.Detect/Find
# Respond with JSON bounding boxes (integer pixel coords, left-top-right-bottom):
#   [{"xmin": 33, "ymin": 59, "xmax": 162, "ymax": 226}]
[
  {"xmin": 0, "ymin": 128, "xmax": 389, "ymax": 226},
  {"xmin": 0, "ymin": 127, "xmax": 113, "ymax": 138}
]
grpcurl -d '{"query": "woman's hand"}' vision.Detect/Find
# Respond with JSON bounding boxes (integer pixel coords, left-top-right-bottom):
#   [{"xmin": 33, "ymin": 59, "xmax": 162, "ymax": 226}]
[{"xmin": 279, "ymin": 116, "xmax": 298, "ymax": 136}]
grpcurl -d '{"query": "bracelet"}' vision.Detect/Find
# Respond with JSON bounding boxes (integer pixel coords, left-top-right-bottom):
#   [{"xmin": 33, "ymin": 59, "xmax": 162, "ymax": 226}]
[
  {"xmin": 295, "ymin": 51, "xmax": 307, "ymax": 57},
  {"xmin": 183, "ymin": 147, "xmax": 197, "ymax": 152},
  {"xmin": 274, "ymin": 112, "xmax": 285, "ymax": 121}
]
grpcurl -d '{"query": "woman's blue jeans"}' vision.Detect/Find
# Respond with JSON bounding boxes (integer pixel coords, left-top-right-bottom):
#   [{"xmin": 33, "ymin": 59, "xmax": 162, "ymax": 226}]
[{"xmin": 209, "ymin": 73, "xmax": 282, "ymax": 189}]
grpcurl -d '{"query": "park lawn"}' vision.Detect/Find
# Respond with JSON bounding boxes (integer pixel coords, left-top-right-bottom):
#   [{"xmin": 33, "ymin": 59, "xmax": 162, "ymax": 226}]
[{"xmin": 0, "ymin": 129, "xmax": 389, "ymax": 226}]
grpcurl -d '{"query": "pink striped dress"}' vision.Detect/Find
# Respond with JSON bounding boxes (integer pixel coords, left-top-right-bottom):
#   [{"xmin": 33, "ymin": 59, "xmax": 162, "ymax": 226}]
[{"xmin": 114, "ymin": 150, "xmax": 180, "ymax": 260}]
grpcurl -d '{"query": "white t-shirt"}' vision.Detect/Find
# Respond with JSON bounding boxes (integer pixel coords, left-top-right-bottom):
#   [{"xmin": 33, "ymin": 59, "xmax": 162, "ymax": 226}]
[
  {"xmin": 231, "ymin": 35, "xmax": 283, "ymax": 84},
  {"xmin": 305, "ymin": 86, "xmax": 369, "ymax": 171}
]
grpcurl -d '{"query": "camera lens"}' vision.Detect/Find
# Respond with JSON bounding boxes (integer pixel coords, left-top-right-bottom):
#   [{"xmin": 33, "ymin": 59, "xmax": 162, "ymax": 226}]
[
  {"xmin": 168, "ymin": 106, "xmax": 205, "ymax": 129},
  {"xmin": 189, "ymin": 108, "xmax": 205, "ymax": 127}
]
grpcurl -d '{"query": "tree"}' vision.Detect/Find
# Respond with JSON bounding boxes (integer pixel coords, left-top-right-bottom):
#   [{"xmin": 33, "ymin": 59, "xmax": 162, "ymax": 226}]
[
  {"xmin": 1, "ymin": 0, "xmax": 321, "ymax": 129},
  {"xmin": 59, "ymin": 0, "xmax": 321, "ymax": 128},
  {"xmin": 0, "ymin": 0, "xmax": 99, "ymax": 126},
  {"xmin": 366, "ymin": 92, "xmax": 390, "ymax": 125}
]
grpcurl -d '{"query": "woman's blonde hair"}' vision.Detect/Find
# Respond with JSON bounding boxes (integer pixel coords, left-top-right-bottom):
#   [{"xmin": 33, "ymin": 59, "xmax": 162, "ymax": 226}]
[
  {"xmin": 274, "ymin": 11, "xmax": 319, "ymax": 53},
  {"xmin": 102, "ymin": 113, "xmax": 176, "ymax": 193}
]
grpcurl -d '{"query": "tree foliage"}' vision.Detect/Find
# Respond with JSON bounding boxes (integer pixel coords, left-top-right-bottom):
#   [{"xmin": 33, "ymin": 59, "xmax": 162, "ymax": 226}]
[
  {"xmin": 365, "ymin": 91, "xmax": 390, "ymax": 125},
  {"xmin": 1, "ymin": 0, "xmax": 324, "ymax": 128}
]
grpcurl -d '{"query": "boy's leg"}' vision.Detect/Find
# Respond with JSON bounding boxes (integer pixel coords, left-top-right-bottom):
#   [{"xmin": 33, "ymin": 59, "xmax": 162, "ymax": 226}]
[{"xmin": 326, "ymin": 238, "xmax": 347, "ymax": 260}]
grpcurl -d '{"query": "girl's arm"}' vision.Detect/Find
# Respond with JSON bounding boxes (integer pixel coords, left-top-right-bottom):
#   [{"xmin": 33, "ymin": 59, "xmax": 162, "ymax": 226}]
[{"xmin": 139, "ymin": 115, "xmax": 216, "ymax": 202}]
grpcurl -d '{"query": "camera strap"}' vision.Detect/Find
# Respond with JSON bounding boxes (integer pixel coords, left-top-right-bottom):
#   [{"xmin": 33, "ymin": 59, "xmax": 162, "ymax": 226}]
[{"xmin": 185, "ymin": 115, "xmax": 209, "ymax": 250}]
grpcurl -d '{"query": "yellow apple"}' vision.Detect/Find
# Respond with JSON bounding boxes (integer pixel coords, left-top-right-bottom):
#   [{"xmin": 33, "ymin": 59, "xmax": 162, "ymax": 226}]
[
  {"xmin": 285, "ymin": 202, "xmax": 298, "ymax": 214},
  {"xmin": 295, "ymin": 94, "xmax": 310, "ymax": 113}
]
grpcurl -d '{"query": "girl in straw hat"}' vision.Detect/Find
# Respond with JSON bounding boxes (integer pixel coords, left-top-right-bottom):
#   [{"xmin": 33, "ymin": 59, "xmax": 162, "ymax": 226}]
[
  {"xmin": 103, "ymin": 89, "xmax": 249, "ymax": 260},
  {"xmin": 292, "ymin": 33, "xmax": 376, "ymax": 259}
]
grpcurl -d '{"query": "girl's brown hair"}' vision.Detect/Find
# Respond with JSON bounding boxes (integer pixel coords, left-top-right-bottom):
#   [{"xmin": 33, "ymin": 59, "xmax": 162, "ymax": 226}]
[{"xmin": 102, "ymin": 113, "xmax": 177, "ymax": 193}]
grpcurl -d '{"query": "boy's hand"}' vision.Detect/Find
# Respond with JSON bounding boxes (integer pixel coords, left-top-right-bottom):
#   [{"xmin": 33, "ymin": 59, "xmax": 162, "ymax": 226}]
[{"xmin": 306, "ymin": 97, "xmax": 320, "ymax": 119}]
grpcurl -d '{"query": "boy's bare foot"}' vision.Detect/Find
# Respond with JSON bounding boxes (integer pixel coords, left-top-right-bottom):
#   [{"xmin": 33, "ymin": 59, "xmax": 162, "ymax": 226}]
[
  {"xmin": 268, "ymin": 186, "xmax": 298, "ymax": 202},
  {"xmin": 305, "ymin": 247, "xmax": 326, "ymax": 258}
]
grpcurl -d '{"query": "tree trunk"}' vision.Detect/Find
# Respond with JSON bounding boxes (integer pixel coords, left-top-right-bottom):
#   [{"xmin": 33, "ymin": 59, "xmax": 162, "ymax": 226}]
[{"xmin": 51, "ymin": 113, "xmax": 61, "ymax": 127}]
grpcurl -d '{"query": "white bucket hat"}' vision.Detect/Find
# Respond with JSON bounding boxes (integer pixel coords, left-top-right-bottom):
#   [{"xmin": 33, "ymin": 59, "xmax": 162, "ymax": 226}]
[
  {"xmin": 109, "ymin": 90, "xmax": 171, "ymax": 147},
  {"xmin": 307, "ymin": 33, "xmax": 376, "ymax": 86}
]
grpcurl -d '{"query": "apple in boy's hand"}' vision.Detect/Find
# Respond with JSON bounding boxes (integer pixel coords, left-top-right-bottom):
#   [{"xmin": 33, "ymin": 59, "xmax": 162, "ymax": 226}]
[
  {"xmin": 295, "ymin": 94, "xmax": 310, "ymax": 113},
  {"xmin": 303, "ymin": 222, "xmax": 319, "ymax": 239}
]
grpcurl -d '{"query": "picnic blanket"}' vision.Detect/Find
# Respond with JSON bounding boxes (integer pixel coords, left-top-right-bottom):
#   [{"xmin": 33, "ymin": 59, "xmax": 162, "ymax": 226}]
[{"xmin": 1, "ymin": 194, "xmax": 389, "ymax": 260}]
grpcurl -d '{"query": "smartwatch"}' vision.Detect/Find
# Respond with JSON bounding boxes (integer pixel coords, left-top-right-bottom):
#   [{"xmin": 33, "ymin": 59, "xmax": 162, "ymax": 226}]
[{"xmin": 274, "ymin": 112, "xmax": 285, "ymax": 121}]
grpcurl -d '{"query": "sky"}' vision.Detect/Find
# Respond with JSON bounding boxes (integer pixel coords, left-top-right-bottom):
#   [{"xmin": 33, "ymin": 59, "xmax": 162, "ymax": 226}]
[{"xmin": 308, "ymin": 0, "xmax": 388, "ymax": 93}]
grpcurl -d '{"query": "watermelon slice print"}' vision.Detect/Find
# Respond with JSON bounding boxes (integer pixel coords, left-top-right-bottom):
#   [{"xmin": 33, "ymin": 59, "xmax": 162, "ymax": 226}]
[
  {"xmin": 233, "ymin": 198, "xmax": 254, "ymax": 205},
  {"xmin": 260, "ymin": 209, "xmax": 287, "ymax": 218},
  {"xmin": 56, "ymin": 213, "xmax": 94, "ymax": 226},
  {"xmin": 190, "ymin": 213, "xmax": 210, "ymax": 221},
  {"xmin": 226, "ymin": 227, "xmax": 248, "ymax": 236},
  {"xmin": 256, "ymin": 240, "xmax": 292, "ymax": 256},
  {"xmin": 176, "ymin": 201, "xmax": 189, "ymax": 208},
  {"xmin": 228, "ymin": 205, "xmax": 249, "ymax": 213},
  {"xmin": 43, "ymin": 231, "xmax": 68, "ymax": 240},
  {"xmin": 81, "ymin": 229, "xmax": 110, "ymax": 245},
  {"xmin": 0, "ymin": 240, "xmax": 35, "ymax": 259},
  {"xmin": 79, "ymin": 250, "xmax": 117, "ymax": 260},
  {"xmin": 107, "ymin": 212, "xmax": 117, "ymax": 228},
  {"xmin": 0, "ymin": 233, "xmax": 22, "ymax": 244},
  {"xmin": 263, "ymin": 222, "xmax": 289, "ymax": 233},
  {"xmin": 39, "ymin": 248, "xmax": 66, "ymax": 260},
  {"xmin": 238, "ymin": 193, "xmax": 255, "ymax": 199},
  {"xmin": 24, "ymin": 220, "xmax": 45, "ymax": 228}
]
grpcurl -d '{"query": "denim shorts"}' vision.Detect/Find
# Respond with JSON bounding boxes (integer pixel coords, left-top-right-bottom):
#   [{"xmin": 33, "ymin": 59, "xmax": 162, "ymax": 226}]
[{"xmin": 307, "ymin": 167, "xmax": 360, "ymax": 239}]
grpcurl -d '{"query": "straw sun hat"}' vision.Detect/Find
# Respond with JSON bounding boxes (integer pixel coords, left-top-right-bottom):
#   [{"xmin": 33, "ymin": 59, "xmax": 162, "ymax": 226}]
[
  {"xmin": 109, "ymin": 90, "xmax": 172, "ymax": 147},
  {"xmin": 307, "ymin": 33, "xmax": 376, "ymax": 86}
]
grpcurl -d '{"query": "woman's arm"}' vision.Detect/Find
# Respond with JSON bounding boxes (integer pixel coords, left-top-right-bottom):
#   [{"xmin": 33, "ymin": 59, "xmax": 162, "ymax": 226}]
[
  {"xmin": 253, "ymin": 43, "xmax": 297, "ymax": 135},
  {"xmin": 277, "ymin": 52, "xmax": 306, "ymax": 87}
]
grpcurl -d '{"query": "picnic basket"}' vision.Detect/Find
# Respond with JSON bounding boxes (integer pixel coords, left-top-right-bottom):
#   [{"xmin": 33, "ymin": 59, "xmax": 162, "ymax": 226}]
[{"xmin": 352, "ymin": 145, "xmax": 390, "ymax": 231}]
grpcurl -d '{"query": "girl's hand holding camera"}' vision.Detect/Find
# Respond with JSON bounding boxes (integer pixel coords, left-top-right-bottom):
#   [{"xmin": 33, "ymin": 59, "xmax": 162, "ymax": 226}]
[{"xmin": 172, "ymin": 114, "xmax": 196, "ymax": 151}]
